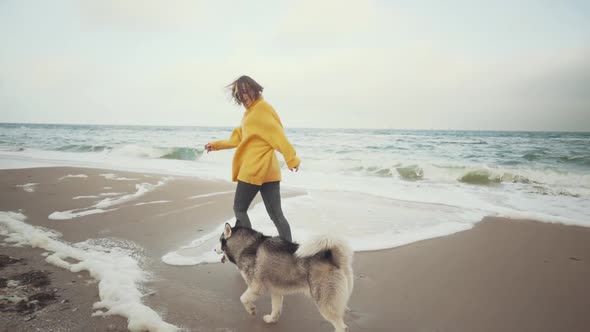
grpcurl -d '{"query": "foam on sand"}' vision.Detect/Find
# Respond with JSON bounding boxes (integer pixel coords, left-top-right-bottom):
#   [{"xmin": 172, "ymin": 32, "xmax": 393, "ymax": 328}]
[
  {"xmin": 100, "ymin": 173, "xmax": 139, "ymax": 181},
  {"xmin": 135, "ymin": 200, "xmax": 170, "ymax": 206},
  {"xmin": 161, "ymin": 224, "xmax": 225, "ymax": 265},
  {"xmin": 73, "ymin": 195, "xmax": 100, "ymax": 200},
  {"xmin": 0, "ymin": 211, "xmax": 179, "ymax": 332},
  {"xmin": 49, "ymin": 180, "xmax": 167, "ymax": 220},
  {"xmin": 162, "ymin": 190, "xmax": 485, "ymax": 266},
  {"xmin": 58, "ymin": 174, "xmax": 88, "ymax": 181},
  {"xmin": 49, "ymin": 208, "xmax": 116, "ymax": 220},
  {"xmin": 16, "ymin": 183, "xmax": 38, "ymax": 192},
  {"xmin": 72, "ymin": 193, "xmax": 128, "ymax": 200}
]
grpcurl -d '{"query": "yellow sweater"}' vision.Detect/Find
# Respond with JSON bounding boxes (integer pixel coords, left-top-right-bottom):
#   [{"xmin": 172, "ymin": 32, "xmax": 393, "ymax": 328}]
[{"xmin": 210, "ymin": 97, "xmax": 301, "ymax": 185}]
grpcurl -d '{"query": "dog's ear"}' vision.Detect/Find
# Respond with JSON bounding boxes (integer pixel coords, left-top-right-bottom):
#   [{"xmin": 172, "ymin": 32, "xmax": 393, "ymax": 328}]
[
  {"xmin": 235, "ymin": 219, "xmax": 242, "ymax": 227},
  {"xmin": 223, "ymin": 223, "xmax": 232, "ymax": 239}
]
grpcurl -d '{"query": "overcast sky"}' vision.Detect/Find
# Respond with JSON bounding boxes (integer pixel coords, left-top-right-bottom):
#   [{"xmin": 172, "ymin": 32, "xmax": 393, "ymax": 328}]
[{"xmin": 1, "ymin": 0, "xmax": 589, "ymax": 131}]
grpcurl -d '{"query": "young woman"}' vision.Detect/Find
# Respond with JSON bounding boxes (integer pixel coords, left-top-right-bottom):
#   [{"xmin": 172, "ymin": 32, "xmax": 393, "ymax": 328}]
[{"xmin": 205, "ymin": 75, "xmax": 300, "ymax": 241}]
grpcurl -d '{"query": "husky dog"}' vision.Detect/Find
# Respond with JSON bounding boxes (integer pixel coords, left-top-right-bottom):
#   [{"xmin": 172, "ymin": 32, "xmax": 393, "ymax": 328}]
[{"xmin": 215, "ymin": 220, "xmax": 354, "ymax": 332}]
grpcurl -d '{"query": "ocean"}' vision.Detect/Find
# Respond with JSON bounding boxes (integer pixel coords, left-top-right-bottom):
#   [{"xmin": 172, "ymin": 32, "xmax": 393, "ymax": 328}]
[{"xmin": 1, "ymin": 123, "xmax": 589, "ymax": 259}]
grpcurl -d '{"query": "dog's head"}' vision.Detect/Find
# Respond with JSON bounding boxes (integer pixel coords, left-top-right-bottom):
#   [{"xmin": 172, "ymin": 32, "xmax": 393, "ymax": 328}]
[{"xmin": 214, "ymin": 219, "xmax": 243, "ymax": 263}]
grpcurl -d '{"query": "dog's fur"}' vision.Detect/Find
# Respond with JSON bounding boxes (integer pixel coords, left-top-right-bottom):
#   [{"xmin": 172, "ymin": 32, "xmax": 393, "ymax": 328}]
[{"xmin": 215, "ymin": 220, "xmax": 354, "ymax": 332}]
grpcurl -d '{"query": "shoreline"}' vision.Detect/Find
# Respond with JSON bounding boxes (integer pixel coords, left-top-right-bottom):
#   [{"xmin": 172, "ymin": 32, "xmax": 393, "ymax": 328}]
[{"xmin": 1, "ymin": 166, "xmax": 589, "ymax": 332}]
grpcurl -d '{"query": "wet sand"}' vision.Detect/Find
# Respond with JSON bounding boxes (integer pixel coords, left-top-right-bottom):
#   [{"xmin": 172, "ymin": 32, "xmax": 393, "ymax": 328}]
[{"xmin": 1, "ymin": 167, "xmax": 589, "ymax": 332}]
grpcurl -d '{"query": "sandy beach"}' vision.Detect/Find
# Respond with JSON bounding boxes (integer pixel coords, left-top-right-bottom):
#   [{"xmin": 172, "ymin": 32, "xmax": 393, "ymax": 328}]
[{"xmin": 1, "ymin": 167, "xmax": 589, "ymax": 332}]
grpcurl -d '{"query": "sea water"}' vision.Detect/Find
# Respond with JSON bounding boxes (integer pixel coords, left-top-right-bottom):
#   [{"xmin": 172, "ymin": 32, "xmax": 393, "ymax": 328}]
[{"xmin": 1, "ymin": 123, "xmax": 589, "ymax": 264}]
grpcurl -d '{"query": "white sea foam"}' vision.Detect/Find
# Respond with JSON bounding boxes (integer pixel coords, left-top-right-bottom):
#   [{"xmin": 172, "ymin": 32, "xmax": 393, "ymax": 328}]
[
  {"xmin": 135, "ymin": 200, "xmax": 170, "ymax": 206},
  {"xmin": 73, "ymin": 195, "xmax": 100, "ymax": 200},
  {"xmin": 16, "ymin": 183, "xmax": 38, "ymax": 193},
  {"xmin": 2, "ymin": 127, "xmax": 589, "ymax": 259},
  {"xmin": 161, "ymin": 224, "xmax": 225, "ymax": 266},
  {"xmin": 163, "ymin": 182, "xmax": 590, "ymax": 266},
  {"xmin": 49, "ymin": 209, "xmax": 116, "ymax": 220},
  {"xmin": 50, "ymin": 181, "xmax": 167, "ymax": 220},
  {"xmin": 58, "ymin": 174, "xmax": 88, "ymax": 180},
  {"xmin": 0, "ymin": 211, "xmax": 178, "ymax": 332},
  {"xmin": 161, "ymin": 249, "xmax": 221, "ymax": 266},
  {"xmin": 162, "ymin": 190, "xmax": 486, "ymax": 265},
  {"xmin": 96, "ymin": 182, "xmax": 164, "ymax": 209},
  {"xmin": 100, "ymin": 173, "xmax": 139, "ymax": 181},
  {"xmin": 100, "ymin": 192, "xmax": 126, "ymax": 196}
]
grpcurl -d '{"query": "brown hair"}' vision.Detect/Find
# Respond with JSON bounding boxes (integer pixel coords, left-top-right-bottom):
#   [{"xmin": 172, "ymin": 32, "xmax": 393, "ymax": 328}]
[{"xmin": 226, "ymin": 75, "xmax": 264, "ymax": 106}]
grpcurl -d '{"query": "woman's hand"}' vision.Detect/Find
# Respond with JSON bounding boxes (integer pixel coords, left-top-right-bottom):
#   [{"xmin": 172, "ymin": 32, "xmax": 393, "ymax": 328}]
[
  {"xmin": 204, "ymin": 143, "xmax": 212, "ymax": 153},
  {"xmin": 289, "ymin": 163, "xmax": 300, "ymax": 172}
]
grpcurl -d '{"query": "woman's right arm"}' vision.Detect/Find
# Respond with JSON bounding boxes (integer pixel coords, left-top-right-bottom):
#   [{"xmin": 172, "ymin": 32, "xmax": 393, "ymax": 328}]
[{"xmin": 206, "ymin": 127, "xmax": 242, "ymax": 152}]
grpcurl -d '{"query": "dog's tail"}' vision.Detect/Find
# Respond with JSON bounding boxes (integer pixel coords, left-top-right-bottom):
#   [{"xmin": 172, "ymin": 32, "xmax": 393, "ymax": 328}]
[{"xmin": 295, "ymin": 235, "xmax": 353, "ymax": 269}]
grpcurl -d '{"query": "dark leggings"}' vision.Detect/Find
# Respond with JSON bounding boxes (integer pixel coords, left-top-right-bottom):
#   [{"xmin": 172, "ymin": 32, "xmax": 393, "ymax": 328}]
[{"xmin": 233, "ymin": 181, "xmax": 292, "ymax": 242}]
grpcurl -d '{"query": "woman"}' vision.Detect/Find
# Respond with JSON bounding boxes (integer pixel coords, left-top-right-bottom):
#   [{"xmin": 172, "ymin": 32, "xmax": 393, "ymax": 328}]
[{"xmin": 205, "ymin": 75, "xmax": 300, "ymax": 242}]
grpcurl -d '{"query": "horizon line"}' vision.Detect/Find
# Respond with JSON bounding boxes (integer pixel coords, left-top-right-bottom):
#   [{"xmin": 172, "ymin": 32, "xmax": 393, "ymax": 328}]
[{"xmin": 0, "ymin": 121, "xmax": 589, "ymax": 134}]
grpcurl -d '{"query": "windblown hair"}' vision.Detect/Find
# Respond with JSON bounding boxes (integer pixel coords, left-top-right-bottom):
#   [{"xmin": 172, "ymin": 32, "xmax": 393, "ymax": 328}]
[{"xmin": 226, "ymin": 75, "xmax": 264, "ymax": 106}]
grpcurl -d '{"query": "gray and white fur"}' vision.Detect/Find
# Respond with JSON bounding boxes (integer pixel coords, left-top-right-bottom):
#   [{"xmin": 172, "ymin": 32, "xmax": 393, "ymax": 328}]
[{"xmin": 215, "ymin": 220, "xmax": 354, "ymax": 332}]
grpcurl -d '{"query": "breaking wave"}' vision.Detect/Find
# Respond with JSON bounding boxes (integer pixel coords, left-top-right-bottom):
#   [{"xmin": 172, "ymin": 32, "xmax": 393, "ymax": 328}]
[
  {"xmin": 108, "ymin": 145, "xmax": 203, "ymax": 161},
  {"xmin": 159, "ymin": 147, "xmax": 202, "ymax": 161},
  {"xmin": 458, "ymin": 168, "xmax": 536, "ymax": 185},
  {"xmin": 57, "ymin": 144, "xmax": 109, "ymax": 152},
  {"xmin": 396, "ymin": 165, "xmax": 424, "ymax": 180}
]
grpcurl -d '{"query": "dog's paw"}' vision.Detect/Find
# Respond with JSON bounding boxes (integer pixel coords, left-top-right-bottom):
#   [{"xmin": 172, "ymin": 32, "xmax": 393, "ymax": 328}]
[
  {"xmin": 263, "ymin": 314, "xmax": 278, "ymax": 324},
  {"xmin": 243, "ymin": 303, "xmax": 256, "ymax": 316}
]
